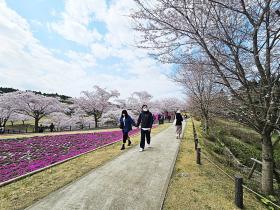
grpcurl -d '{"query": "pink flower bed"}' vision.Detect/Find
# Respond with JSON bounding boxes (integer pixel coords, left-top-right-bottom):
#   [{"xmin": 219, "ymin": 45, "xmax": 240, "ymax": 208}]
[{"xmin": 0, "ymin": 128, "xmax": 141, "ymax": 183}]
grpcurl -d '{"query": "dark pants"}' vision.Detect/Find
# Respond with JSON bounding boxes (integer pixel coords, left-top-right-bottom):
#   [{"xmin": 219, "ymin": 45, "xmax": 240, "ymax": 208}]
[
  {"xmin": 123, "ymin": 131, "xmax": 129, "ymax": 144},
  {"xmin": 140, "ymin": 129, "xmax": 151, "ymax": 149}
]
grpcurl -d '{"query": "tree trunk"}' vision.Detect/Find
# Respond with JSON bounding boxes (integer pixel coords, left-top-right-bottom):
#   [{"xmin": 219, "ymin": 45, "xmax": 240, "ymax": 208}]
[
  {"xmin": 202, "ymin": 112, "xmax": 209, "ymax": 134},
  {"xmin": 22, "ymin": 120, "xmax": 25, "ymax": 125},
  {"xmin": 261, "ymin": 133, "xmax": 274, "ymax": 194},
  {"xmin": 11, "ymin": 121, "xmax": 14, "ymax": 126},
  {"xmin": 204, "ymin": 117, "xmax": 209, "ymax": 134},
  {"xmin": 34, "ymin": 118, "xmax": 39, "ymax": 133},
  {"xmin": 3, "ymin": 119, "xmax": 7, "ymax": 127},
  {"xmin": 94, "ymin": 115, "xmax": 98, "ymax": 128}
]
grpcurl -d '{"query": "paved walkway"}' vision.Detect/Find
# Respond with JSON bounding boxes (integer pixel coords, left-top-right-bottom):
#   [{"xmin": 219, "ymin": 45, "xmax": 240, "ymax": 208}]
[{"xmin": 26, "ymin": 123, "xmax": 186, "ymax": 210}]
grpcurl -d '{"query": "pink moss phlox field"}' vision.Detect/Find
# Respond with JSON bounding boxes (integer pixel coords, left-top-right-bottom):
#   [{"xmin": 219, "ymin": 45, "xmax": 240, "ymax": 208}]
[{"xmin": 0, "ymin": 128, "xmax": 146, "ymax": 183}]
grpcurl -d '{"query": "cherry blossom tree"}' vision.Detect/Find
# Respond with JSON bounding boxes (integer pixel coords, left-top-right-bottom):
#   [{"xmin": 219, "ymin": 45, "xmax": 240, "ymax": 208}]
[
  {"xmin": 173, "ymin": 61, "xmax": 222, "ymax": 133},
  {"xmin": 47, "ymin": 112, "xmax": 72, "ymax": 131},
  {"xmin": 101, "ymin": 107, "xmax": 122, "ymax": 127},
  {"xmin": 0, "ymin": 92, "xmax": 17, "ymax": 128},
  {"xmin": 151, "ymin": 97, "xmax": 185, "ymax": 122},
  {"xmin": 115, "ymin": 99, "xmax": 128, "ymax": 110},
  {"xmin": 8, "ymin": 113, "xmax": 19, "ymax": 126},
  {"xmin": 132, "ymin": 0, "xmax": 280, "ymax": 194},
  {"xmin": 17, "ymin": 114, "xmax": 32, "ymax": 125},
  {"xmin": 126, "ymin": 91, "xmax": 153, "ymax": 115},
  {"xmin": 13, "ymin": 91, "xmax": 64, "ymax": 132},
  {"xmin": 74, "ymin": 86, "xmax": 120, "ymax": 128},
  {"xmin": 70, "ymin": 108, "xmax": 95, "ymax": 129},
  {"xmin": 158, "ymin": 98, "xmax": 185, "ymax": 113}
]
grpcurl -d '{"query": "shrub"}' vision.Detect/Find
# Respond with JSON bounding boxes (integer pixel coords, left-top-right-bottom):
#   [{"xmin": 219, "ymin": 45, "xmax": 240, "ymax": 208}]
[
  {"xmin": 210, "ymin": 143, "xmax": 224, "ymax": 155},
  {"xmin": 205, "ymin": 133, "xmax": 216, "ymax": 142},
  {"xmin": 220, "ymin": 136, "xmax": 261, "ymax": 167},
  {"xmin": 213, "ymin": 119, "xmax": 261, "ymax": 148}
]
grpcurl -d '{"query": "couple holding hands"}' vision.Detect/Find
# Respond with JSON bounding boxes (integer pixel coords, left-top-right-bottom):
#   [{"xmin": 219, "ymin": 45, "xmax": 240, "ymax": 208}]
[{"xmin": 119, "ymin": 104, "xmax": 153, "ymax": 152}]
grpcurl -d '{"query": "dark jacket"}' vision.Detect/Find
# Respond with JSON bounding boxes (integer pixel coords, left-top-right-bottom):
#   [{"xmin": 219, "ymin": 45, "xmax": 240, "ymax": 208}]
[
  {"xmin": 175, "ymin": 113, "xmax": 183, "ymax": 126},
  {"xmin": 119, "ymin": 115, "xmax": 135, "ymax": 133},
  {"xmin": 137, "ymin": 111, "xmax": 153, "ymax": 128}
]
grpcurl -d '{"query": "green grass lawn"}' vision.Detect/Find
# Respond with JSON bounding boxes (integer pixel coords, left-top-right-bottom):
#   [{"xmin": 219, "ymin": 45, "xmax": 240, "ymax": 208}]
[
  {"xmin": 4, "ymin": 123, "xmax": 35, "ymax": 133},
  {"xmin": 163, "ymin": 120, "xmax": 265, "ymax": 210},
  {"xmin": 0, "ymin": 124, "xmax": 170, "ymax": 210}
]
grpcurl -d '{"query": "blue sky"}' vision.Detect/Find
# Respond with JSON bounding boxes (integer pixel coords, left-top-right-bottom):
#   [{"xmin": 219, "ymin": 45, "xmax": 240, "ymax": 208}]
[{"xmin": 0, "ymin": 0, "xmax": 182, "ymax": 99}]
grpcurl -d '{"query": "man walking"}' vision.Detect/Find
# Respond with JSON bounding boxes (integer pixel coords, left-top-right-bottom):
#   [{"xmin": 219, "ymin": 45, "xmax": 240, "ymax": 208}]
[{"xmin": 136, "ymin": 105, "xmax": 154, "ymax": 152}]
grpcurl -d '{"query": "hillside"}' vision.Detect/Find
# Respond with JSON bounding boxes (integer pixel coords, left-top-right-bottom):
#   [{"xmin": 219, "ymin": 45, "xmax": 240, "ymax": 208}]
[{"xmin": 0, "ymin": 87, "xmax": 71, "ymax": 102}]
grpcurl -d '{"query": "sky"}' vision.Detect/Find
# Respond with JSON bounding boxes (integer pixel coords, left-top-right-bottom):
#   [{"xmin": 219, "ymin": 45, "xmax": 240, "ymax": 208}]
[{"xmin": 0, "ymin": 0, "xmax": 183, "ymax": 99}]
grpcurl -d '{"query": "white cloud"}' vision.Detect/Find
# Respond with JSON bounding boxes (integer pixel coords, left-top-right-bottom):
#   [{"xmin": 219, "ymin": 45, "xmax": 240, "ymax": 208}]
[
  {"xmin": 66, "ymin": 51, "xmax": 97, "ymax": 68},
  {"xmin": 90, "ymin": 43, "xmax": 111, "ymax": 59},
  {"xmin": 103, "ymin": 0, "xmax": 135, "ymax": 47},
  {"xmin": 0, "ymin": 0, "xmax": 183, "ymax": 100},
  {"xmin": 50, "ymin": 0, "xmax": 107, "ymax": 46},
  {"xmin": 0, "ymin": 0, "xmax": 89, "ymax": 95},
  {"xmin": 51, "ymin": 19, "xmax": 102, "ymax": 46}
]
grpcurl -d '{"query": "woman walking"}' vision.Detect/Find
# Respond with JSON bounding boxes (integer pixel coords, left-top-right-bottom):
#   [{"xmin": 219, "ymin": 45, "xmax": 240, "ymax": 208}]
[
  {"xmin": 175, "ymin": 110, "xmax": 183, "ymax": 139},
  {"xmin": 119, "ymin": 110, "xmax": 136, "ymax": 150}
]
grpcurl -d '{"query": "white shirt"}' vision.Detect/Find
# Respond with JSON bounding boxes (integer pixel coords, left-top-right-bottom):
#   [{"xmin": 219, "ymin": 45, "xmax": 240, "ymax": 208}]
[{"xmin": 122, "ymin": 117, "xmax": 126, "ymax": 126}]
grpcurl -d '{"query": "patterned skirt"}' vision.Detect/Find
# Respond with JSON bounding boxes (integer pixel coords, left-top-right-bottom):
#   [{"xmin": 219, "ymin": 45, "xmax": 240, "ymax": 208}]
[{"xmin": 176, "ymin": 125, "xmax": 182, "ymax": 135}]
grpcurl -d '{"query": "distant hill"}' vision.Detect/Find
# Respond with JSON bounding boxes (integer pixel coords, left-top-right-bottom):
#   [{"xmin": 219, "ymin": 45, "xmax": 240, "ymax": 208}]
[
  {"xmin": 0, "ymin": 87, "xmax": 72, "ymax": 102},
  {"xmin": 0, "ymin": 87, "xmax": 17, "ymax": 93}
]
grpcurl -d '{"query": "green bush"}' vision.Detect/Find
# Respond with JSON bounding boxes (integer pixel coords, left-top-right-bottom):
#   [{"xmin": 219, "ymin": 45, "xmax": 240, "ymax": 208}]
[
  {"xmin": 205, "ymin": 134, "xmax": 224, "ymax": 155},
  {"xmin": 209, "ymin": 118, "xmax": 280, "ymax": 170},
  {"xmin": 213, "ymin": 119, "xmax": 261, "ymax": 149},
  {"xmin": 205, "ymin": 133, "xmax": 216, "ymax": 142},
  {"xmin": 274, "ymin": 144, "xmax": 280, "ymax": 169},
  {"xmin": 211, "ymin": 143, "xmax": 224, "ymax": 155},
  {"xmin": 220, "ymin": 136, "xmax": 261, "ymax": 167}
]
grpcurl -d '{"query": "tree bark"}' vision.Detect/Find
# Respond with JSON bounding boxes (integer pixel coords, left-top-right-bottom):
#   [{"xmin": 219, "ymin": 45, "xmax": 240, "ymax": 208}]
[
  {"xmin": 34, "ymin": 117, "xmax": 39, "ymax": 133},
  {"xmin": 3, "ymin": 119, "xmax": 7, "ymax": 128},
  {"xmin": 201, "ymin": 110, "xmax": 209, "ymax": 134},
  {"xmin": 204, "ymin": 114, "xmax": 209, "ymax": 134},
  {"xmin": 94, "ymin": 114, "xmax": 98, "ymax": 128},
  {"xmin": 261, "ymin": 133, "xmax": 274, "ymax": 194}
]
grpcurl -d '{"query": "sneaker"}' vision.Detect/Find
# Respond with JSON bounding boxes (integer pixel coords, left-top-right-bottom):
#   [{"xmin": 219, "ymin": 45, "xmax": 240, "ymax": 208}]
[
  {"xmin": 120, "ymin": 144, "xmax": 125, "ymax": 150},
  {"xmin": 139, "ymin": 148, "xmax": 144, "ymax": 152},
  {"xmin": 128, "ymin": 139, "xmax": 132, "ymax": 146},
  {"xmin": 147, "ymin": 144, "xmax": 151, "ymax": 148}
]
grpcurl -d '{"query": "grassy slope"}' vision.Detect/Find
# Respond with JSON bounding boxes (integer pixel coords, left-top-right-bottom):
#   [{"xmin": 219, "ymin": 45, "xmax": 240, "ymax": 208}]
[
  {"xmin": 0, "ymin": 124, "xmax": 170, "ymax": 210},
  {"xmin": 211, "ymin": 119, "xmax": 280, "ymax": 170},
  {"xmin": 163, "ymin": 120, "xmax": 265, "ymax": 210}
]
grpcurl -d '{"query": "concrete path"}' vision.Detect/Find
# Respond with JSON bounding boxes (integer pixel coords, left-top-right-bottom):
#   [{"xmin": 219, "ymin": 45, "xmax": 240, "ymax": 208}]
[{"xmin": 26, "ymin": 123, "xmax": 185, "ymax": 210}]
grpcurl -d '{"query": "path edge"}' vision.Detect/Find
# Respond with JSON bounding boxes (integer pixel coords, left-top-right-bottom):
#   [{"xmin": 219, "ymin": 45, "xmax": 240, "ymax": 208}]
[
  {"xmin": 159, "ymin": 121, "xmax": 187, "ymax": 210},
  {"xmin": 24, "ymin": 124, "xmax": 170, "ymax": 210}
]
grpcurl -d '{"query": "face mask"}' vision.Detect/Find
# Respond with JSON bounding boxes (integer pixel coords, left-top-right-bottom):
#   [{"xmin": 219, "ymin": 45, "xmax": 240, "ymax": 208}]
[
  {"xmin": 143, "ymin": 108, "xmax": 148, "ymax": 111},
  {"xmin": 122, "ymin": 114, "xmax": 126, "ymax": 117}
]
